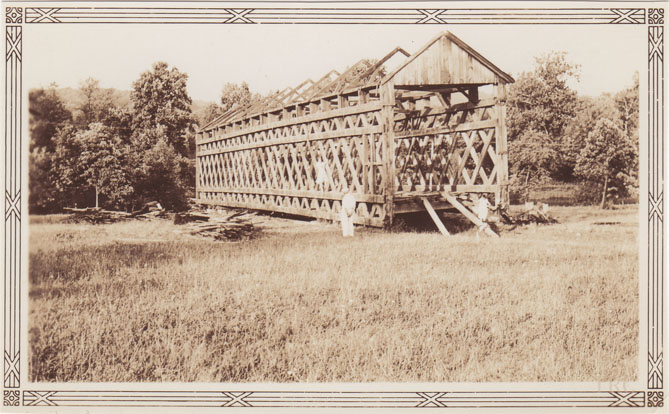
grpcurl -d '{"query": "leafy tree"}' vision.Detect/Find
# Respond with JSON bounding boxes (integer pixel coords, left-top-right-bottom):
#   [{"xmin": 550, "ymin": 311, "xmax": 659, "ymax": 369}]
[
  {"xmin": 198, "ymin": 102, "xmax": 224, "ymax": 127},
  {"xmin": 220, "ymin": 82, "xmax": 261, "ymax": 113},
  {"xmin": 574, "ymin": 119, "xmax": 637, "ymax": 208},
  {"xmin": 29, "ymin": 147, "xmax": 61, "ymax": 213},
  {"xmin": 614, "ymin": 72, "xmax": 639, "ymax": 139},
  {"xmin": 131, "ymin": 62, "xmax": 195, "ymax": 156},
  {"xmin": 563, "ymin": 94, "xmax": 619, "ymax": 172},
  {"xmin": 508, "ymin": 130, "xmax": 556, "ymax": 186},
  {"xmin": 29, "ymin": 85, "xmax": 73, "ymax": 151},
  {"xmin": 52, "ymin": 123, "xmax": 133, "ymax": 209},
  {"xmin": 130, "ymin": 133, "xmax": 191, "ymax": 211},
  {"xmin": 73, "ymin": 78, "xmax": 116, "ymax": 130},
  {"xmin": 103, "ymin": 106, "xmax": 134, "ymax": 142},
  {"xmin": 28, "ymin": 86, "xmax": 73, "ymax": 212},
  {"xmin": 506, "ymin": 52, "xmax": 580, "ymax": 181}
]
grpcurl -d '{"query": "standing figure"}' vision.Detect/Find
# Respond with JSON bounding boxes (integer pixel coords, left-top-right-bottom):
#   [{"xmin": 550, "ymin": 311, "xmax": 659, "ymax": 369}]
[
  {"xmin": 315, "ymin": 156, "xmax": 328, "ymax": 191},
  {"xmin": 475, "ymin": 196, "xmax": 491, "ymax": 242},
  {"xmin": 340, "ymin": 187, "xmax": 356, "ymax": 237}
]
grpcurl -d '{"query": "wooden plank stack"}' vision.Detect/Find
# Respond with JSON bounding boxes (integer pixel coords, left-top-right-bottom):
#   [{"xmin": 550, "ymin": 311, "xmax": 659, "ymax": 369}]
[
  {"xmin": 63, "ymin": 207, "xmax": 130, "ymax": 224},
  {"xmin": 175, "ymin": 210, "xmax": 261, "ymax": 241},
  {"xmin": 64, "ymin": 202, "xmax": 168, "ymax": 224}
]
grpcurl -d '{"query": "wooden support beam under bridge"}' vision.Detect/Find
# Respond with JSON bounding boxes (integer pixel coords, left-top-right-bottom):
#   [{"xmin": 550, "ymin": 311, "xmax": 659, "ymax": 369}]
[
  {"xmin": 440, "ymin": 192, "xmax": 499, "ymax": 238},
  {"xmin": 421, "ymin": 197, "xmax": 450, "ymax": 236}
]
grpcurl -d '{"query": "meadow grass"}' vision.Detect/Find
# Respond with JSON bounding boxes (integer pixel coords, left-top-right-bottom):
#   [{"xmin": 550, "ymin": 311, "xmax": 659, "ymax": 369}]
[{"xmin": 29, "ymin": 206, "xmax": 638, "ymax": 382}]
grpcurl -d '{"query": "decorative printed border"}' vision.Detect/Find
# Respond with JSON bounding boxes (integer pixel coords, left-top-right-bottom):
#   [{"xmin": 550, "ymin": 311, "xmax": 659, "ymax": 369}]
[
  {"xmin": 4, "ymin": 10, "xmax": 21, "ymax": 394},
  {"xmin": 3, "ymin": 3, "xmax": 664, "ymax": 408},
  {"xmin": 20, "ymin": 391, "xmax": 647, "ymax": 408},
  {"xmin": 648, "ymin": 14, "xmax": 665, "ymax": 392},
  {"xmin": 21, "ymin": 7, "xmax": 645, "ymax": 25}
]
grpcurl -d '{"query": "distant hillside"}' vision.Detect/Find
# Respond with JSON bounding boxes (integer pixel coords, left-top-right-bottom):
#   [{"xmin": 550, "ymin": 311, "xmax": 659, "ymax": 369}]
[{"xmin": 52, "ymin": 87, "xmax": 215, "ymax": 124}]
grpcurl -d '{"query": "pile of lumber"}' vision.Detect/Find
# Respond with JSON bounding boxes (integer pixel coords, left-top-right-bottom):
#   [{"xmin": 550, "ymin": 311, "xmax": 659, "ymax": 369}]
[
  {"xmin": 173, "ymin": 212, "xmax": 209, "ymax": 225},
  {"xmin": 64, "ymin": 201, "xmax": 167, "ymax": 224},
  {"xmin": 128, "ymin": 201, "xmax": 168, "ymax": 219},
  {"xmin": 500, "ymin": 202, "xmax": 557, "ymax": 225},
  {"xmin": 64, "ymin": 207, "xmax": 130, "ymax": 224},
  {"xmin": 175, "ymin": 210, "xmax": 261, "ymax": 241}
]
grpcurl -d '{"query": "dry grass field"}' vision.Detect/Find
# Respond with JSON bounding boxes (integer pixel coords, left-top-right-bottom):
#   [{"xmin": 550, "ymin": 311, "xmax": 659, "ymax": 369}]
[{"xmin": 29, "ymin": 205, "xmax": 638, "ymax": 382}]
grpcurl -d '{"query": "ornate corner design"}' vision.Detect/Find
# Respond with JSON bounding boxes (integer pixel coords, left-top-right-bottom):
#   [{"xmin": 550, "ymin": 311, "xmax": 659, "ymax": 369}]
[
  {"xmin": 5, "ymin": 7, "xmax": 22, "ymax": 24},
  {"xmin": 648, "ymin": 391, "xmax": 664, "ymax": 407},
  {"xmin": 3, "ymin": 390, "xmax": 19, "ymax": 406},
  {"xmin": 649, "ymin": 8, "xmax": 665, "ymax": 25}
]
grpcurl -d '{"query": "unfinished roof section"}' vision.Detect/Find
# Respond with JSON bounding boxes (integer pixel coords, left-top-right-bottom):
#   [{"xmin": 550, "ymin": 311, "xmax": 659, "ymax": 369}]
[{"xmin": 201, "ymin": 31, "xmax": 513, "ymax": 132}]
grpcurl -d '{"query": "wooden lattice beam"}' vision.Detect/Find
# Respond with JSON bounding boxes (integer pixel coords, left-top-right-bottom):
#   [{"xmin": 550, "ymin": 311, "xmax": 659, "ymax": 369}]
[{"xmin": 197, "ymin": 32, "xmax": 512, "ymax": 228}]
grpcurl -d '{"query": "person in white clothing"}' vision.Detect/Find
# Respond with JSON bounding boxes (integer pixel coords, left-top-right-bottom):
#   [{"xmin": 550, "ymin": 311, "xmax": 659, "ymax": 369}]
[
  {"xmin": 340, "ymin": 187, "xmax": 356, "ymax": 237},
  {"xmin": 315, "ymin": 157, "xmax": 328, "ymax": 191},
  {"xmin": 475, "ymin": 196, "xmax": 491, "ymax": 241}
]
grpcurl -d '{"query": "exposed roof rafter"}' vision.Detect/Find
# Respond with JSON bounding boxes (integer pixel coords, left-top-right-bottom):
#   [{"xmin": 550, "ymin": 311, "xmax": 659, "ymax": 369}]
[{"xmin": 200, "ymin": 31, "xmax": 513, "ymax": 132}]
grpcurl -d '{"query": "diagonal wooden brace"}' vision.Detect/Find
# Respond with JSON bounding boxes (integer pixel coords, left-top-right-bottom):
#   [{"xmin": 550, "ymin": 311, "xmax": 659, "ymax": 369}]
[
  {"xmin": 440, "ymin": 191, "xmax": 499, "ymax": 238},
  {"xmin": 421, "ymin": 197, "xmax": 450, "ymax": 236}
]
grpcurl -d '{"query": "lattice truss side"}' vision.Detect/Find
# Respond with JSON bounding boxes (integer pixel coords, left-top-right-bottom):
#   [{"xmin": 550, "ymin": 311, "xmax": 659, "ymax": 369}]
[
  {"xmin": 197, "ymin": 105, "xmax": 388, "ymax": 226},
  {"xmin": 196, "ymin": 32, "xmax": 512, "ymax": 226},
  {"xmin": 393, "ymin": 93, "xmax": 500, "ymax": 193}
]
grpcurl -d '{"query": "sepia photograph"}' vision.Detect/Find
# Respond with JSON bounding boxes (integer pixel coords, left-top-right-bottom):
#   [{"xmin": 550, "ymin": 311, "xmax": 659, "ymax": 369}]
[{"xmin": 2, "ymin": 1, "xmax": 665, "ymax": 410}]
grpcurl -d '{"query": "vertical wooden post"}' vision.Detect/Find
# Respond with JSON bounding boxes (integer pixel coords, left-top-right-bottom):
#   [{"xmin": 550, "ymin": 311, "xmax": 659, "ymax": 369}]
[
  {"xmin": 380, "ymin": 81, "xmax": 396, "ymax": 228},
  {"xmin": 358, "ymin": 88, "xmax": 369, "ymax": 104},
  {"xmin": 359, "ymin": 88, "xmax": 370, "ymax": 195},
  {"xmin": 496, "ymin": 83, "xmax": 509, "ymax": 207},
  {"xmin": 195, "ymin": 132, "xmax": 201, "ymax": 200},
  {"xmin": 362, "ymin": 134, "xmax": 369, "ymax": 195},
  {"xmin": 468, "ymin": 86, "xmax": 479, "ymax": 104}
]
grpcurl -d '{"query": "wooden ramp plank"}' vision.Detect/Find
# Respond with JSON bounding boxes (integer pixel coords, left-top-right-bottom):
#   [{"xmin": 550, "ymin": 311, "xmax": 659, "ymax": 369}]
[
  {"xmin": 440, "ymin": 191, "xmax": 499, "ymax": 238},
  {"xmin": 421, "ymin": 197, "xmax": 450, "ymax": 236}
]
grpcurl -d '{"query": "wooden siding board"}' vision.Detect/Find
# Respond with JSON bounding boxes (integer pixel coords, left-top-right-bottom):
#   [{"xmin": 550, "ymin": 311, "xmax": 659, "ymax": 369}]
[{"xmin": 391, "ymin": 33, "xmax": 500, "ymax": 87}]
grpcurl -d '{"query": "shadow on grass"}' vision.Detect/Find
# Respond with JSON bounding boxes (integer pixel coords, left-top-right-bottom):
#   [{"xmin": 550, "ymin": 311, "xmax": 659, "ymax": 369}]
[{"xmin": 391, "ymin": 211, "xmax": 475, "ymax": 234}]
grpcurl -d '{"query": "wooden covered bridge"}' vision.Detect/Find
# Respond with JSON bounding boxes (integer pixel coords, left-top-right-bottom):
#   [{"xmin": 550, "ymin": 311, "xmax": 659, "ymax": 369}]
[{"xmin": 196, "ymin": 31, "xmax": 514, "ymax": 231}]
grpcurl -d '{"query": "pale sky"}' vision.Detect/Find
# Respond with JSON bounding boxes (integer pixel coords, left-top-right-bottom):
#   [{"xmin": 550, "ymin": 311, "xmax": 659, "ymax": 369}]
[{"xmin": 25, "ymin": 24, "xmax": 644, "ymax": 103}]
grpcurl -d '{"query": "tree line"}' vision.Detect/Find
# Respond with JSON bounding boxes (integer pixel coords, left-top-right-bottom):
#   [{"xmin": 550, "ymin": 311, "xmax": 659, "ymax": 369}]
[
  {"xmin": 30, "ymin": 62, "xmax": 198, "ymax": 213},
  {"xmin": 29, "ymin": 53, "xmax": 638, "ymax": 214},
  {"xmin": 506, "ymin": 52, "xmax": 638, "ymax": 208}
]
